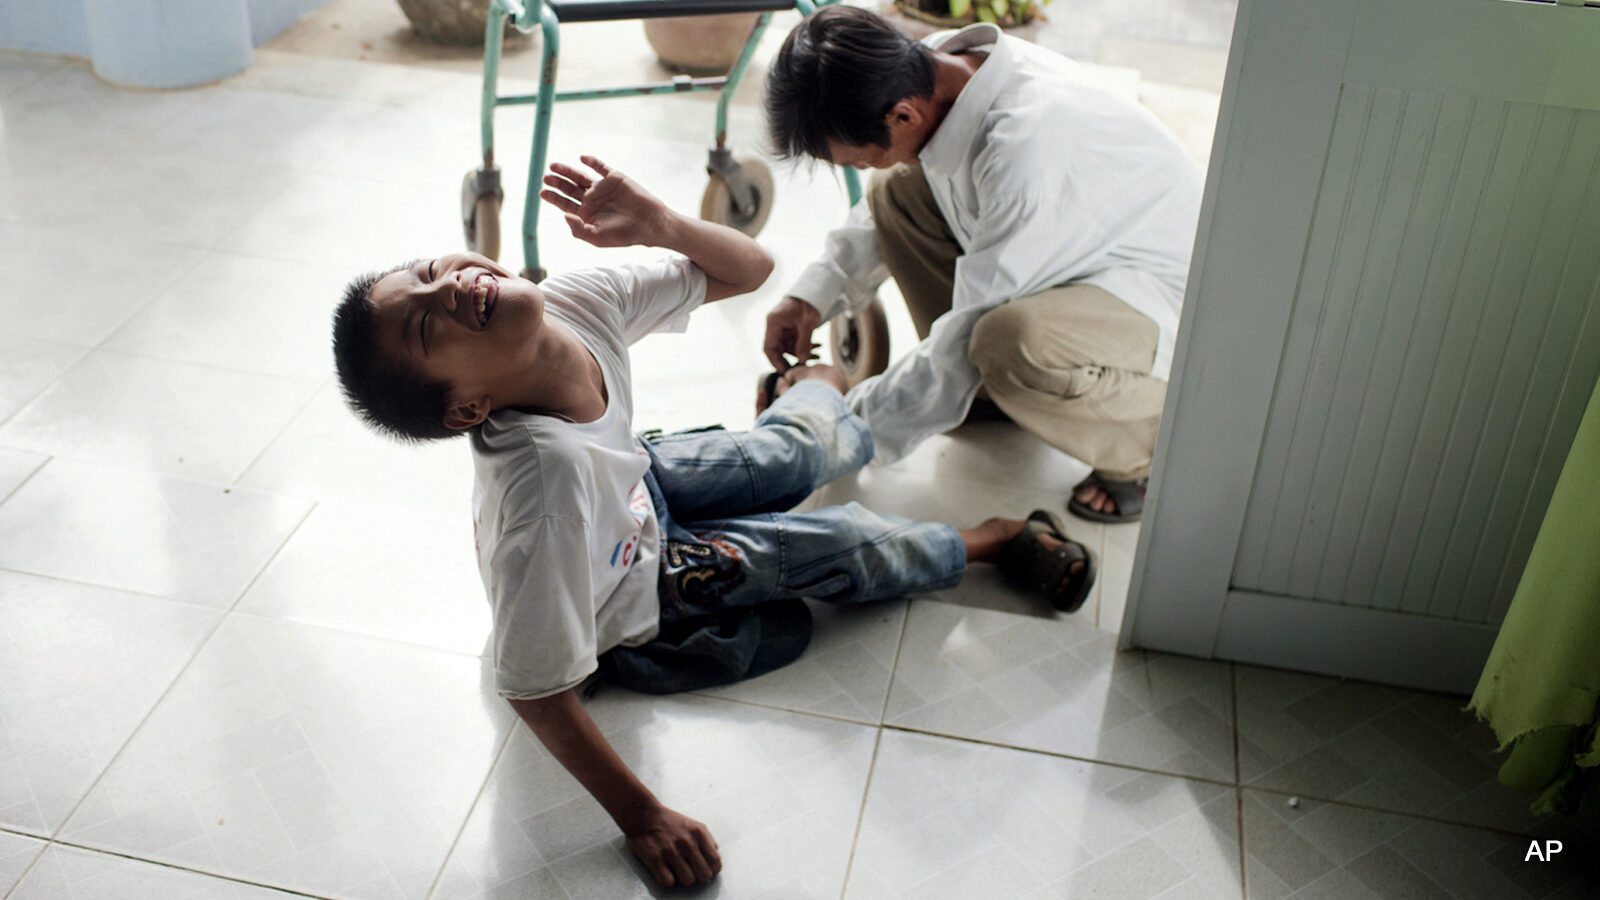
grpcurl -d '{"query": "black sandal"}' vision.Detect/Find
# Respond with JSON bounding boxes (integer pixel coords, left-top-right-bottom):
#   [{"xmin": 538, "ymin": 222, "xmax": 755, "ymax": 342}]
[
  {"xmin": 755, "ymin": 371, "xmax": 782, "ymax": 414},
  {"xmin": 1000, "ymin": 509, "xmax": 1097, "ymax": 613},
  {"xmin": 1067, "ymin": 474, "xmax": 1147, "ymax": 524}
]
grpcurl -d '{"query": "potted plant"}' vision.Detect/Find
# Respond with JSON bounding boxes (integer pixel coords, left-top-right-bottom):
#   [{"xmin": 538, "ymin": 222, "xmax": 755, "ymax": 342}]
[{"xmin": 892, "ymin": 0, "xmax": 1047, "ymax": 30}]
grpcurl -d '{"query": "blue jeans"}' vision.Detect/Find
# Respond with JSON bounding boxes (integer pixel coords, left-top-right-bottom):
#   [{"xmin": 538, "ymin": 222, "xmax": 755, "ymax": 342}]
[{"xmin": 599, "ymin": 380, "xmax": 966, "ymax": 694}]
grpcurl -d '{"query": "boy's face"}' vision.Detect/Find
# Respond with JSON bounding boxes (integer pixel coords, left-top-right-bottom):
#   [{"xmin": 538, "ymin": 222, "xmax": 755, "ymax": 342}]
[{"xmin": 368, "ymin": 252, "xmax": 545, "ymax": 419}]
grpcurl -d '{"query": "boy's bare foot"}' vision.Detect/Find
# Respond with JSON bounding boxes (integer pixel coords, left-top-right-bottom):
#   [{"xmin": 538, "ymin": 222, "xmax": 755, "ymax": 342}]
[
  {"xmin": 755, "ymin": 364, "xmax": 848, "ymax": 413},
  {"xmin": 961, "ymin": 513, "xmax": 1095, "ymax": 612}
]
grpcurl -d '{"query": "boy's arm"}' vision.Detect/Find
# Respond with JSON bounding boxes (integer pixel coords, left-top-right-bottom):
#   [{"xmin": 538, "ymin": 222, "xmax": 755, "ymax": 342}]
[
  {"xmin": 510, "ymin": 689, "xmax": 721, "ymax": 888},
  {"xmin": 539, "ymin": 155, "xmax": 774, "ymax": 303}
]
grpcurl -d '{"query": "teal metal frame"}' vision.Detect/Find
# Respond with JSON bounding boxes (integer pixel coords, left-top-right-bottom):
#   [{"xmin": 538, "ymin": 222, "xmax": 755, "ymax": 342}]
[{"xmin": 476, "ymin": 0, "xmax": 861, "ymax": 280}]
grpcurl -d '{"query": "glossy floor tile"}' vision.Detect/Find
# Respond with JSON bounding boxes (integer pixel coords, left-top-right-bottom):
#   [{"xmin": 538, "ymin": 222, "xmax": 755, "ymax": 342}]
[
  {"xmin": 0, "ymin": 832, "xmax": 46, "ymax": 896},
  {"xmin": 434, "ymin": 693, "xmax": 876, "ymax": 899},
  {"xmin": 1240, "ymin": 790, "xmax": 1600, "ymax": 899},
  {"xmin": 237, "ymin": 383, "xmax": 475, "ymax": 516},
  {"xmin": 0, "ymin": 337, "xmax": 87, "ymax": 427},
  {"xmin": 1235, "ymin": 665, "xmax": 1544, "ymax": 833},
  {"xmin": 845, "ymin": 730, "xmax": 1240, "ymax": 899},
  {"xmin": 693, "ymin": 598, "xmax": 909, "ymax": 723},
  {"xmin": 0, "ymin": 573, "xmax": 220, "ymax": 836},
  {"xmin": 236, "ymin": 500, "xmax": 490, "ymax": 656},
  {"xmin": 57, "ymin": 615, "xmax": 514, "ymax": 900},
  {"xmin": 101, "ymin": 251, "xmax": 355, "ymax": 382},
  {"xmin": 9, "ymin": 844, "xmax": 307, "ymax": 900},
  {"xmin": 886, "ymin": 600, "xmax": 1236, "ymax": 782},
  {"xmin": 0, "ymin": 350, "xmax": 320, "ymax": 484},
  {"xmin": 0, "ymin": 448, "xmax": 46, "ymax": 501},
  {"xmin": 0, "ymin": 459, "xmax": 310, "ymax": 607},
  {"xmin": 0, "ymin": 222, "xmax": 206, "ymax": 347}
]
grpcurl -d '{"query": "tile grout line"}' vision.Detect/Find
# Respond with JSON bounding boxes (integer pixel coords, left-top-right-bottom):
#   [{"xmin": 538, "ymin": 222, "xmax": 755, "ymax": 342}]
[
  {"xmin": 1238, "ymin": 784, "xmax": 1547, "ymax": 840},
  {"xmin": 41, "ymin": 607, "xmax": 239, "ymax": 847},
  {"xmin": 0, "ymin": 455, "xmax": 48, "ymax": 508},
  {"xmin": 0, "ymin": 840, "xmax": 45, "ymax": 900},
  {"xmin": 837, "ymin": 597, "xmax": 916, "ymax": 899},
  {"xmin": 0, "ymin": 344, "xmax": 92, "ymax": 434},
  {"xmin": 1232, "ymin": 663, "xmax": 1247, "ymax": 900},
  {"xmin": 41, "ymin": 498, "xmax": 317, "ymax": 848},
  {"xmin": 837, "ymin": 727, "xmax": 885, "ymax": 900},
  {"xmin": 878, "ymin": 723, "xmax": 1242, "ymax": 790},
  {"xmin": 423, "ymin": 724, "xmax": 521, "ymax": 900},
  {"xmin": 35, "ymin": 837, "xmax": 337, "ymax": 899},
  {"xmin": 231, "ymin": 373, "xmax": 336, "ymax": 490}
]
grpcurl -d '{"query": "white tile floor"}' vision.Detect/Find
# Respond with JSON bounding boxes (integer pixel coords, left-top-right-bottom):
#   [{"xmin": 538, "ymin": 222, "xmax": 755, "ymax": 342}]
[{"xmin": 2, "ymin": 6, "xmax": 1597, "ymax": 898}]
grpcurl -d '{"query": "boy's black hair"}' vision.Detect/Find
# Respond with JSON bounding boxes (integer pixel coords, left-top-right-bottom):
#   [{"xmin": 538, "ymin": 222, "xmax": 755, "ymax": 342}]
[
  {"xmin": 765, "ymin": 5, "xmax": 936, "ymax": 162},
  {"xmin": 331, "ymin": 263, "xmax": 458, "ymax": 443}
]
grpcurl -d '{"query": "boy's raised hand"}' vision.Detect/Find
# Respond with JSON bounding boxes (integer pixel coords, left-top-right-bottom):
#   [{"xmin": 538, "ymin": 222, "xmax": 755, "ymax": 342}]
[{"xmin": 540, "ymin": 156, "xmax": 669, "ymax": 248}]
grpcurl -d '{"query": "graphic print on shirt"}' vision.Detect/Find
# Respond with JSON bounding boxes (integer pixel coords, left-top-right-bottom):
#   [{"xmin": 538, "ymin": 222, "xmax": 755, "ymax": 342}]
[
  {"xmin": 608, "ymin": 480, "xmax": 652, "ymax": 568},
  {"xmin": 661, "ymin": 532, "xmax": 747, "ymax": 613}
]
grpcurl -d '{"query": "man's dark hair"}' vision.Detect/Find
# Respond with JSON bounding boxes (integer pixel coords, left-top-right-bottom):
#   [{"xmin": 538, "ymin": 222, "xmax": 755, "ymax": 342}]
[
  {"xmin": 331, "ymin": 264, "xmax": 458, "ymax": 443},
  {"xmin": 765, "ymin": 5, "xmax": 936, "ymax": 161}
]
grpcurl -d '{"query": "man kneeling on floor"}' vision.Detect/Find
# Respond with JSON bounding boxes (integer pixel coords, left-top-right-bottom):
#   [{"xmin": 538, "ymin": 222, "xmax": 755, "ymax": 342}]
[
  {"xmin": 330, "ymin": 156, "xmax": 1095, "ymax": 888},
  {"xmin": 760, "ymin": 7, "xmax": 1204, "ymax": 524}
]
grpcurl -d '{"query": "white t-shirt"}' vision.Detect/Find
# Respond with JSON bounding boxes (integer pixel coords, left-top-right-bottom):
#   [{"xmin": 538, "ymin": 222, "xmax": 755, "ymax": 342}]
[
  {"xmin": 787, "ymin": 24, "xmax": 1204, "ymax": 463},
  {"xmin": 469, "ymin": 257, "xmax": 707, "ymax": 700}
]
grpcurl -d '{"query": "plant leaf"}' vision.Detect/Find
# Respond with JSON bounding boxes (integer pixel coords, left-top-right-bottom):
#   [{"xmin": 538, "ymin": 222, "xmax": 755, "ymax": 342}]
[
  {"xmin": 975, "ymin": 4, "xmax": 996, "ymax": 21},
  {"xmin": 949, "ymin": 0, "xmax": 972, "ymax": 17}
]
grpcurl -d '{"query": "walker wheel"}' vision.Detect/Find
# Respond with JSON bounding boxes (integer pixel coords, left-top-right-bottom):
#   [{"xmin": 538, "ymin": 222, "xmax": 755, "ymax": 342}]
[
  {"xmin": 461, "ymin": 171, "xmax": 502, "ymax": 261},
  {"xmin": 700, "ymin": 155, "xmax": 774, "ymax": 237},
  {"xmin": 828, "ymin": 295, "xmax": 891, "ymax": 388}
]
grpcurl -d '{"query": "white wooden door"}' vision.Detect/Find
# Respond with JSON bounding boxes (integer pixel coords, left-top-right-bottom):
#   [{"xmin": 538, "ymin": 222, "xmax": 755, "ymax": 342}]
[{"xmin": 1124, "ymin": 0, "xmax": 1600, "ymax": 693}]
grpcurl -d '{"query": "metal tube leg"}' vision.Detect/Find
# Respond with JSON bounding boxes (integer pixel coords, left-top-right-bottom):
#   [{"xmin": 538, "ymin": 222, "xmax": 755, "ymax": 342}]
[
  {"xmin": 481, "ymin": 3, "xmax": 505, "ymax": 164},
  {"xmin": 713, "ymin": 12, "xmax": 771, "ymax": 149},
  {"xmin": 843, "ymin": 167, "xmax": 863, "ymax": 206},
  {"xmin": 522, "ymin": 4, "xmax": 562, "ymax": 282}
]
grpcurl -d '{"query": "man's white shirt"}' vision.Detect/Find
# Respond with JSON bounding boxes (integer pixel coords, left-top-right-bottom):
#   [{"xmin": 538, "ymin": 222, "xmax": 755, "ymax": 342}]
[{"xmin": 785, "ymin": 23, "xmax": 1204, "ymax": 464}]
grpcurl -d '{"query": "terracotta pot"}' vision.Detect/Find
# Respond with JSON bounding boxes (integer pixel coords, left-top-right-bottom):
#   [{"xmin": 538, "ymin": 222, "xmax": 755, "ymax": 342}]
[
  {"xmin": 396, "ymin": 0, "xmax": 515, "ymax": 45},
  {"xmin": 642, "ymin": 13, "xmax": 761, "ymax": 77}
]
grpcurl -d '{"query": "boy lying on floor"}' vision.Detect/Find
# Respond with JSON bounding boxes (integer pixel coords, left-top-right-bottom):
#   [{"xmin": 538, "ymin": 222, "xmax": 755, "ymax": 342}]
[{"xmin": 330, "ymin": 156, "xmax": 1095, "ymax": 888}]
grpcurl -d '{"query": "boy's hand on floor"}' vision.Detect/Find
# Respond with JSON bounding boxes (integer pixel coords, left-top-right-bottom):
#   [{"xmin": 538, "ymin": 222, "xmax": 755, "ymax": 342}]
[
  {"xmin": 539, "ymin": 155, "xmax": 669, "ymax": 249},
  {"xmin": 624, "ymin": 804, "xmax": 722, "ymax": 888}
]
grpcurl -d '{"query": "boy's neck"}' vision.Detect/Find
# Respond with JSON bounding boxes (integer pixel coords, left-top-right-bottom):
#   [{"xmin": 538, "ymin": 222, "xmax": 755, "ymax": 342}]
[{"xmin": 500, "ymin": 318, "xmax": 609, "ymax": 424}]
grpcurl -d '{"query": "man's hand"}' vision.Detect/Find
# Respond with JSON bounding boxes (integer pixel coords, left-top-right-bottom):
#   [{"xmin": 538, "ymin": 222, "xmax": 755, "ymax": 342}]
[
  {"xmin": 539, "ymin": 156, "xmax": 669, "ymax": 248},
  {"xmin": 756, "ymin": 364, "xmax": 849, "ymax": 413},
  {"xmin": 763, "ymin": 295, "xmax": 824, "ymax": 372},
  {"xmin": 623, "ymin": 804, "xmax": 722, "ymax": 888}
]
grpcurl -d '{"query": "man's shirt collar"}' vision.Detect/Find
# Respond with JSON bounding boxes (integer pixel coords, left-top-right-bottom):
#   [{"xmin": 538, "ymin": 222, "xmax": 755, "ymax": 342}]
[{"xmin": 919, "ymin": 23, "xmax": 1011, "ymax": 175}]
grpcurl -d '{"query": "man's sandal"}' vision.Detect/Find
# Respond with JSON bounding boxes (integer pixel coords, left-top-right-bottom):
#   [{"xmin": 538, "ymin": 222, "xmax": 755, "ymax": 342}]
[
  {"xmin": 1068, "ymin": 473, "xmax": 1147, "ymax": 524},
  {"xmin": 1000, "ymin": 510, "xmax": 1097, "ymax": 613}
]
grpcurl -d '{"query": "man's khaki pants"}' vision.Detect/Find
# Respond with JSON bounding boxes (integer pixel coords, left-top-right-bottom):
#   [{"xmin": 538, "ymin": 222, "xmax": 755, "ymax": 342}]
[{"xmin": 869, "ymin": 164, "xmax": 1167, "ymax": 482}]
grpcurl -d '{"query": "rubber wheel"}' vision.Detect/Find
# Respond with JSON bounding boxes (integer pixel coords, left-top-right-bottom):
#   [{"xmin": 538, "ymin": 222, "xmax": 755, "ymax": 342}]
[
  {"xmin": 829, "ymin": 296, "xmax": 891, "ymax": 388},
  {"xmin": 461, "ymin": 171, "xmax": 502, "ymax": 261},
  {"xmin": 700, "ymin": 155, "xmax": 774, "ymax": 237}
]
